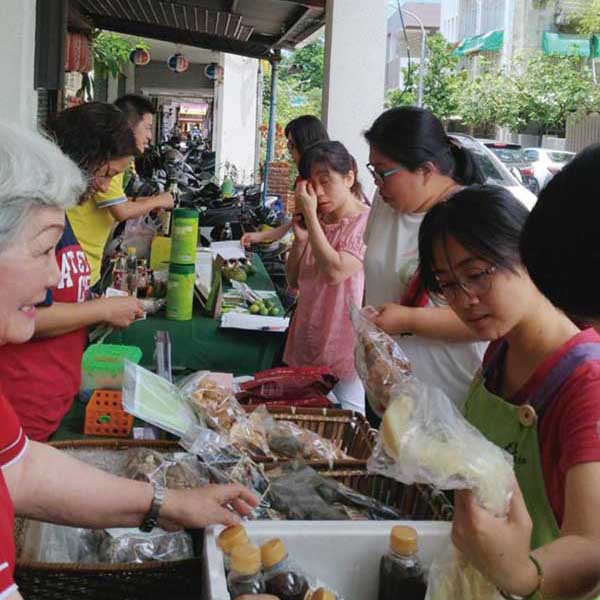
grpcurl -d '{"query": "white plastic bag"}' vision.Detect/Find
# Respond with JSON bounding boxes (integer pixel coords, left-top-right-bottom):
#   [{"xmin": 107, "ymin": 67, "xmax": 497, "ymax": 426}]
[{"xmin": 351, "ymin": 305, "xmax": 514, "ymax": 600}]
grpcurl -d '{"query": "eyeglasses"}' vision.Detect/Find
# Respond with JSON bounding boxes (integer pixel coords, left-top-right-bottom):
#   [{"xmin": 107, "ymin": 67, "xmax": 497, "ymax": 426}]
[
  {"xmin": 366, "ymin": 163, "xmax": 404, "ymax": 186},
  {"xmin": 435, "ymin": 266, "xmax": 497, "ymax": 302}
]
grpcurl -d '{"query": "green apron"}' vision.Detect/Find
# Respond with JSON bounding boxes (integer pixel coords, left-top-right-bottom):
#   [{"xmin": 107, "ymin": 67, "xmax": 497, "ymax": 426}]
[{"xmin": 464, "ymin": 340, "xmax": 600, "ymax": 550}]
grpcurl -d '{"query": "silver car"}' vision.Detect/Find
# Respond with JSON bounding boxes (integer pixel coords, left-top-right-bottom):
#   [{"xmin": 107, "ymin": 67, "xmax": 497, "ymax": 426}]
[
  {"xmin": 523, "ymin": 148, "xmax": 575, "ymax": 191},
  {"xmin": 450, "ymin": 133, "xmax": 537, "ymax": 210}
]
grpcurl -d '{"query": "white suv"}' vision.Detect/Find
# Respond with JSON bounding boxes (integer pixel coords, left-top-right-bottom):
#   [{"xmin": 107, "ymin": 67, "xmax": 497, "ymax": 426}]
[{"xmin": 523, "ymin": 148, "xmax": 575, "ymax": 191}]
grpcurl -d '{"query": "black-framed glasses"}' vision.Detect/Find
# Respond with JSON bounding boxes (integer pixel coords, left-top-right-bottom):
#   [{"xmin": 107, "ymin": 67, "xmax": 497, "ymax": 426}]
[
  {"xmin": 366, "ymin": 162, "xmax": 404, "ymax": 186},
  {"xmin": 435, "ymin": 266, "xmax": 497, "ymax": 302}
]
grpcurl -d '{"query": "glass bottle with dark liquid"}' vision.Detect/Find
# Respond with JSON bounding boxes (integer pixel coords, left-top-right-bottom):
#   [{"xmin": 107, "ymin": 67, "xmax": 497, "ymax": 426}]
[
  {"xmin": 227, "ymin": 543, "xmax": 265, "ymax": 597},
  {"xmin": 261, "ymin": 538, "xmax": 310, "ymax": 600},
  {"xmin": 378, "ymin": 525, "xmax": 426, "ymax": 600}
]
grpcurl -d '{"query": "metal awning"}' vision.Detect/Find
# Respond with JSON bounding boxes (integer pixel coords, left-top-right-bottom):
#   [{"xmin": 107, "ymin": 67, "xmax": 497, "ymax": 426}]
[
  {"xmin": 454, "ymin": 29, "xmax": 504, "ymax": 57},
  {"xmin": 71, "ymin": 0, "xmax": 326, "ymax": 59},
  {"xmin": 542, "ymin": 31, "xmax": 599, "ymax": 58}
]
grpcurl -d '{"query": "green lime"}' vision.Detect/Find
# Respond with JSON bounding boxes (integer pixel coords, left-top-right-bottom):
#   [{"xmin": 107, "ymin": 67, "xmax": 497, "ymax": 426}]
[
  {"xmin": 264, "ymin": 299, "xmax": 273, "ymax": 309},
  {"xmin": 259, "ymin": 307, "xmax": 269, "ymax": 316},
  {"xmin": 250, "ymin": 303, "xmax": 260, "ymax": 314},
  {"xmin": 269, "ymin": 307, "xmax": 281, "ymax": 316}
]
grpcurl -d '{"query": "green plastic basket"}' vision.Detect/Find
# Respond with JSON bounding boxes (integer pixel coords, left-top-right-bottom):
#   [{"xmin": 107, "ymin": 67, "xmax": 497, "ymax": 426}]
[{"xmin": 80, "ymin": 344, "xmax": 142, "ymax": 393}]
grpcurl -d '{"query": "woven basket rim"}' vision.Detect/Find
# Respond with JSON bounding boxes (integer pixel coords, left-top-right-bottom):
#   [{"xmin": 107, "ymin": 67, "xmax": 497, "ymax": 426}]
[{"xmin": 16, "ymin": 555, "xmax": 202, "ymax": 572}]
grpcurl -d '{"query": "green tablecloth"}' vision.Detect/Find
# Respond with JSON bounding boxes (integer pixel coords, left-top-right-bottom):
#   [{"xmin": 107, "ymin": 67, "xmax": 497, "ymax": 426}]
[
  {"xmin": 51, "ymin": 255, "xmax": 285, "ymax": 442},
  {"xmin": 105, "ymin": 254, "xmax": 285, "ymax": 376}
]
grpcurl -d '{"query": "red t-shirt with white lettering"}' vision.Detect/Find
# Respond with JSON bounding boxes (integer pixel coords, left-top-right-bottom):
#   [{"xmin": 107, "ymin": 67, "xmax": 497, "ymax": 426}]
[
  {"xmin": 0, "ymin": 218, "xmax": 90, "ymax": 441},
  {"xmin": 0, "ymin": 392, "xmax": 28, "ymax": 598},
  {"xmin": 483, "ymin": 328, "xmax": 600, "ymax": 525}
]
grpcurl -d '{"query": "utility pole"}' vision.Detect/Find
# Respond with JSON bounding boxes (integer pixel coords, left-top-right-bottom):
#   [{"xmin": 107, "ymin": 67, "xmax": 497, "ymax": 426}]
[{"xmin": 401, "ymin": 8, "xmax": 427, "ymax": 107}]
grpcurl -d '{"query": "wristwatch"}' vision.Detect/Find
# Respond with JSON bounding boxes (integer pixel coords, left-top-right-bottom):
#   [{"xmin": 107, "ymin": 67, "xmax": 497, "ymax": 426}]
[{"xmin": 139, "ymin": 483, "xmax": 166, "ymax": 532}]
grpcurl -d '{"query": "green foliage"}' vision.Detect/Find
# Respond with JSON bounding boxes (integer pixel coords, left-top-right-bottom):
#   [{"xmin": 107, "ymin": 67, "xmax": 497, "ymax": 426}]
[
  {"xmin": 575, "ymin": 0, "xmax": 600, "ymax": 36},
  {"xmin": 92, "ymin": 32, "xmax": 149, "ymax": 78},
  {"xmin": 279, "ymin": 38, "xmax": 324, "ymax": 91},
  {"xmin": 385, "ymin": 33, "xmax": 467, "ymax": 121},
  {"xmin": 457, "ymin": 53, "xmax": 593, "ymax": 135}
]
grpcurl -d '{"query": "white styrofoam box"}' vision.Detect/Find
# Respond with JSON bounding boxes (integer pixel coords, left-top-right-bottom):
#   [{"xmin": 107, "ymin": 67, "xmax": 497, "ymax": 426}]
[{"xmin": 203, "ymin": 520, "xmax": 451, "ymax": 600}]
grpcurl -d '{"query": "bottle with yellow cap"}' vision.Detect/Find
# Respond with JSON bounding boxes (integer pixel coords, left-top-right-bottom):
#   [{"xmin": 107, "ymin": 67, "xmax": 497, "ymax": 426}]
[
  {"xmin": 305, "ymin": 587, "xmax": 339, "ymax": 600},
  {"xmin": 260, "ymin": 538, "xmax": 309, "ymax": 600},
  {"xmin": 227, "ymin": 543, "xmax": 266, "ymax": 597},
  {"xmin": 217, "ymin": 524, "xmax": 249, "ymax": 572},
  {"xmin": 378, "ymin": 525, "xmax": 426, "ymax": 600}
]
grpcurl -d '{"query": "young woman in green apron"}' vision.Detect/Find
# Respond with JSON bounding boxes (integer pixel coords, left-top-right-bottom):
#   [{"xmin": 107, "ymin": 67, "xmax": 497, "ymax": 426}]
[{"xmin": 418, "ymin": 184, "xmax": 600, "ymax": 599}]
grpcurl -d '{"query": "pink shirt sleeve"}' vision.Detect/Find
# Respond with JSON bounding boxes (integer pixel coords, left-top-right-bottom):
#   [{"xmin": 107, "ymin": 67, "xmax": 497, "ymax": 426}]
[{"xmin": 335, "ymin": 212, "xmax": 368, "ymax": 262}]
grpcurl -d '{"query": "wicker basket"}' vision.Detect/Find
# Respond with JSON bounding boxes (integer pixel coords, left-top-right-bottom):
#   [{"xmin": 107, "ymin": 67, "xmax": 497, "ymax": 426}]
[
  {"xmin": 315, "ymin": 465, "xmax": 454, "ymax": 522},
  {"xmin": 15, "ymin": 440, "xmax": 201, "ymax": 600},
  {"xmin": 245, "ymin": 406, "xmax": 376, "ymax": 466}
]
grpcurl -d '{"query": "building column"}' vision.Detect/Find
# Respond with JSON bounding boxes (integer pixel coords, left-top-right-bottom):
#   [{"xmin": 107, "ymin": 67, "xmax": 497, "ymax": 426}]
[
  {"xmin": 213, "ymin": 53, "xmax": 259, "ymax": 185},
  {"xmin": 322, "ymin": 0, "xmax": 387, "ymax": 199},
  {"xmin": 0, "ymin": 0, "xmax": 37, "ymax": 129}
]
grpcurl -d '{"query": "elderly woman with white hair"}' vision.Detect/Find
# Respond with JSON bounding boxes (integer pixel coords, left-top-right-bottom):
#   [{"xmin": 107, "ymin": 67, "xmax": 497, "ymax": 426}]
[{"xmin": 0, "ymin": 123, "xmax": 257, "ymax": 600}]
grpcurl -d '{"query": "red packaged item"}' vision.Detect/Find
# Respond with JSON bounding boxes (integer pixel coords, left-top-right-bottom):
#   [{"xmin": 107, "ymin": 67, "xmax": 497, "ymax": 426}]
[{"xmin": 238, "ymin": 366, "xmax": 338, "ymax": 403}]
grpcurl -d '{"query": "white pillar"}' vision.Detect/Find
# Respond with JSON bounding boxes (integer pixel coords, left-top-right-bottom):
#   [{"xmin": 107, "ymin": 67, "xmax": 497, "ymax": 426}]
[
  {"xmin": 322, "ymin": 0, "xmax": 387, "ymax": 199},
  {"xmin": 107, "ymin": 75, "xmax": 120, "ymax": 103},
  {"xmin": 213, "ymin": 53, "xmax": 259, "ymax": 185},
  {"xmin": 0, "ymin": 0, "xmax": 38, "ymax": 129}
]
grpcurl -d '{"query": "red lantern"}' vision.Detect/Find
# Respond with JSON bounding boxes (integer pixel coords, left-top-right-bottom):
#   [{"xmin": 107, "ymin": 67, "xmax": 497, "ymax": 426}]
[
  {"xmin": 130, "ymin": 48, "xmax": 151, "ymax": 66},
  {"xmin": 167, "ymin": 53, "xmax": 189, "ymax": 73},
  {"xmin": 65, "ymin": 32, "xmax": 93, "ymax": 73}
]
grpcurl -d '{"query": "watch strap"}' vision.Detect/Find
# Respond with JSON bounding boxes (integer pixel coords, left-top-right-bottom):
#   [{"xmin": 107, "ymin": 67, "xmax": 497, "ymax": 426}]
[{"xmin": 139, "ymin": 483, "xmax": 166, "ymax": 532}]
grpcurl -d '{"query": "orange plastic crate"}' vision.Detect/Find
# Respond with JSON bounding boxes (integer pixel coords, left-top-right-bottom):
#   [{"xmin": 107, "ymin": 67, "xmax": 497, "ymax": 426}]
[{"xmin": 84, "ymin": 390, "xmax": 133, "ymax": 437}]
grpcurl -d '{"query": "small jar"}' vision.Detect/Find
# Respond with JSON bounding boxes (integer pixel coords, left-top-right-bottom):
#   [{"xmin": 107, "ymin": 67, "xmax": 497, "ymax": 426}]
[
  {"xmin": 227, "ymin": 543, "xmax": 265, "ymax": 597},
  {"xmin": 217, "ymin": 525, "xmax": 249, "ymax": 572},
  {"xmin": 261, "ymin": 538, "xmax": 309, "ymax": 600}
]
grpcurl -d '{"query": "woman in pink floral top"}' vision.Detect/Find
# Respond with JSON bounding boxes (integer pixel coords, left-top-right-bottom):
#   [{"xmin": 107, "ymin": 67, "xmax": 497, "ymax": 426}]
[{"xmin": 283, "ymin": 141, "xmax": 370, "ymax": 413}]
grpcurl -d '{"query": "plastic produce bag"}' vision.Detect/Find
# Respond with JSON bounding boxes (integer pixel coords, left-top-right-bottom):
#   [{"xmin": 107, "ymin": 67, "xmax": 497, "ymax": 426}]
[
  {"xmin": 98, "ymin": 528, "xmax": 194, "ymax": 564},
  {"xmin": 124, "ymin": 448, "xmax": 210, "ymax": 489},
  {"xmin": 350, "ymin": 305, "xmax": 412, "ymax": 417},
  {"xmin": 351, "ymin": 307, "xmax": 514, "ymax": 600}
]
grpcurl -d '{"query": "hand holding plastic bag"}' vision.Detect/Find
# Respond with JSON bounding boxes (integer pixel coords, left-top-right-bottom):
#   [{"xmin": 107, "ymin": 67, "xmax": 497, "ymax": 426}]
[{"xmin": 351, "ymin": 305, "xmax": 514, "ymax": 600}]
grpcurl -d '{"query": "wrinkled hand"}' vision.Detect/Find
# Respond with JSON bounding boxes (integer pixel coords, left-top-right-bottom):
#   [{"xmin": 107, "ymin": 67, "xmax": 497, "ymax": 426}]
[
  {"xmin": 374, "ymin": 303, "xmax": 414, "ymax": 335},
  {"xmin": 452, "ymin": 481, "xmax": 537, "ymax": 597},
  {"xmin": 101, "ymin": 297, "xmax": 145, "ymax": 328},
  {"xmin": 159, "ymin": 483, "xmax": 258, "ymax": 530},
  {"xmin": 155, "ymin": 191, "xmax": 175, "ymax": 209},
  {"xmin": 294, "ymin": 180, "xmax": 318, "ymax": 217}
]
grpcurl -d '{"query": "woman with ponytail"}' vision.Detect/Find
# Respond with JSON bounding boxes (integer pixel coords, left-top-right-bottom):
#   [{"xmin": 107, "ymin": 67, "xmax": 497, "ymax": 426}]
[{"xmin": 363, "ymin": 107, "xmax": 488, "ymax": 409}]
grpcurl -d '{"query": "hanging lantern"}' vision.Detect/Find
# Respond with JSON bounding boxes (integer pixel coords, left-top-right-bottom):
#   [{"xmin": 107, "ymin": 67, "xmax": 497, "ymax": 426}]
[
  {"xmin": 204, "ymin": 63, "xmax": 219, "ymax": 80},
  {"xmin": 167, "ymin": 53, "xmax": 190, "ymax": 73},
  {"xmin": 130, "ymin": 47, "xmax": 151, "ymax": 66}
]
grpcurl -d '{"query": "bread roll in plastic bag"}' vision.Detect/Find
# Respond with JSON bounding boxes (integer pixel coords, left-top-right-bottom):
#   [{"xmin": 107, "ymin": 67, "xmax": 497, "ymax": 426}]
[{"xmin": 351, "ymin": 305, "xmax": 513, "ymax": 600}]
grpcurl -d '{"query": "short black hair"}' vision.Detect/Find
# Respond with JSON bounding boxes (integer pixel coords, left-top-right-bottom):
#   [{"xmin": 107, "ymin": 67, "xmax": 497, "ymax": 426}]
[
  {"xmin": 364, "ymin": 107, "xmax": 485, "ymax": 186},
  {"xmin": 284, "ymin": 115, "xmax": 329, "ymax": 158},
  {"xmin": 520, "ymin": 145, "xmax": 600, "ymax": 321},
  {"xmin": 114, "ymin": 94, "xmax": 155, "ymax": 125},
  {"xmin": 46, "ymin": 102, "xmax": 139, "ymax": 174},
  {"xmin": 419, "ymin": 185, "xmax": 529, "ymax": 294},
  {"xmin": 299, "ymin": 141, "xmax": 364, "ymax": 200}
]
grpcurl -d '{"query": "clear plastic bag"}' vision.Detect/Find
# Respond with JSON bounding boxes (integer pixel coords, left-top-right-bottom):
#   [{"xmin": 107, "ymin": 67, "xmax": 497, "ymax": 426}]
[
  {"xmin": 124, "ymin": 448, "xmax": 210, "ymax": 489},
  {"xmin": 350, "ymin": 305, "xmax": 413, "ymax": 417},
  {"xmin": 98, "ymin": 528, "xmax": 194, "ymax": 564},
  {"xmin": 352, "ymin": 307, "xmax": 514, "ymax": 600}
]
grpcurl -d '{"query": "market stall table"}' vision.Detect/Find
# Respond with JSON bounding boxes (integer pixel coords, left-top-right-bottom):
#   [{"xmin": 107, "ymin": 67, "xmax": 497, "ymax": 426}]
[
  {"xmin": 106, "ymin": 254, "xmax": 285, "ymax": 375},
  {"xmin": 52, "ymin": 255, "xmax": 286, "ymax": 442}
]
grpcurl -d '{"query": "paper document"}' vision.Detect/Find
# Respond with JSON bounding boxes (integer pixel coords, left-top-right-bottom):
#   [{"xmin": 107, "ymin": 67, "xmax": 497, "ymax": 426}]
[
  {"xmin": 210, "ymin": 240, "xmax": 246, "ymax": 261},
  {"xmin": 220, "ymin": 311, "xmax": 289, "ymax": 332},
  {"xmin": 195, "ymin": 249, "xmax": 214, "ymax": 297}
]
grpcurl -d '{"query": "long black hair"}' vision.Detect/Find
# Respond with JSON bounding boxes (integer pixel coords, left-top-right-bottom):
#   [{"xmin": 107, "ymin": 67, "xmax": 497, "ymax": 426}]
[
  {"xmin": 520, "ymin": 145, "xmax": 599, "ymax": 321},
  {"xmin": 299, "ymin": 141, "xmax": 364, "ymax": 200},
  {"xmin": 364, "ymin": 107, "xmax": 485, "ymax": 185},
  {"xmin": 419, "ymin": 185, "xmax": 529, "ymax": 294},
  {"xmin": 285, "ymin": 115, "xmax": 329, "ymax": 158},
  {"xmin": 46, "ymin": 102, "xmax": 138, "ymax": 175}
]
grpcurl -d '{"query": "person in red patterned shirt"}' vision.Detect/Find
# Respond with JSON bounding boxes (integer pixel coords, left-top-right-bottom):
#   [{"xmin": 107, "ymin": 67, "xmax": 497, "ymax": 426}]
[
  {"xmin": 0, "ymin": 123, "xmax": 257, "ymax": 600},
  {"xmin": 418, "ymin": 183, "xmax": 600, "ymax": 600}
]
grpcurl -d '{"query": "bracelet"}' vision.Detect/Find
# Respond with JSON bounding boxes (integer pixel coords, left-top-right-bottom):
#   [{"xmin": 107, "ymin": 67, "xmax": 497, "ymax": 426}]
[
  {"xmin": 498, "ymin": 555, "xmax": 544, "ymax": 600},
  {"xmin": 139, "ymin": 483, "xmax": 166, "ymax": 532}
]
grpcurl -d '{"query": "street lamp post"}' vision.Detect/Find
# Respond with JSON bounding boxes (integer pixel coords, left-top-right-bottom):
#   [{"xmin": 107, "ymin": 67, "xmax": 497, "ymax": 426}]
[{"xmin": 400, "ymin": 8, "xmax": 426, "ymax": 107}]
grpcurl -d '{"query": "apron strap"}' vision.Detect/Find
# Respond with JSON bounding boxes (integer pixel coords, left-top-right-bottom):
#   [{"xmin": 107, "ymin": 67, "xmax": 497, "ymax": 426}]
[{"xmin": 528, "ymin": 342, "xmax": 600, "ymax": 419}]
